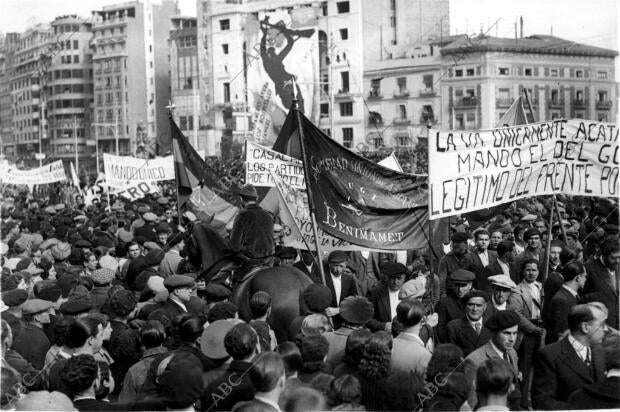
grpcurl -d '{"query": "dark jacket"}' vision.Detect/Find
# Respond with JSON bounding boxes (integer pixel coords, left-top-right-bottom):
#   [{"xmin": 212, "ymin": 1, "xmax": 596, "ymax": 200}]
[
  {"xmin": 481, "ymin": 259, "xmax": 517, "ymax": 291},
  {"xmin": 324, "ymin": 272, "xmax": 359, "ymax": 329},
  {"xmin": 366, "ymin": 283, "xmax": 393, "ymax": 332},
  {"xmin": 147, "ymin": 298, "xmax": 188, "ymax": 323},
  {"xmin": 583, "ymin": 258, "xmax": 619, "ymax": 329},
  {"xmin": 201, "ymin": 360, "xmax": 255, "ymax": 411},
  {"xmin": 436, "ymin": 294, "xmax": 465, "ymax": 343},
  {"xmin": 229, "ymin": 204, "xmax": 274, "ymax": 259},
  {"xmin": 567, "ymin": 376, "xmax": 620, "ymax": 410},
  {"xmin": 469, "ymin": 249, "xmax": 498, "ymax": 282},
  {"xmin": 532, "ymin": 336, "xmax": 606, "ymax": 410},
  {"xmin": 12, "ymin": 323, "xmax": 50, "ymax": 370},
  {"xmin": 446, "ymin": 316, "xmax": 493, "ymax": 356},
  {"xmin": 544, "ymin": 286, "xmax": 579, "ymax": 344}
]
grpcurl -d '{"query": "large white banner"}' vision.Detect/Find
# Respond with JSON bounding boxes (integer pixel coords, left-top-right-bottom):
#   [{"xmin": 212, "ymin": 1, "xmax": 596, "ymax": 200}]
[
  {"xmin": 245, "ymin": 141, "xmax": 305, "ymax": 189},
  {"xmin": 0, "ymin": 160, "xmax": 66, "ymax": 185},
  {"xmin": 245, "ymin": 7, "xmax": 320, "ymax": 146},
  {"xmin": 429, "ymin": 119, "xmax": 619, "ymax": 219},
  {"xmin": 103, "ymin": 154, "xmax": 174, "ymax": 188}
]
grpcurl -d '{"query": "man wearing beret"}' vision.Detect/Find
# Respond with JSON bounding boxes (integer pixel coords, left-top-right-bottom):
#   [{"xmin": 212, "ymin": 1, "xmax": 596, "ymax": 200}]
[
  {"xmin": 438, "ymin": 232, "xmax": 474, "ymax": 299},
  {"xmin": 13, "ymin": 299, "xmax": 54, "ymax": 370},
  {"xmin": 276, "ymin": 247, "xmax": 297, "ymax": 267},
  {"xmin": 464, "ymin": 310, "xmax": 521, "ymax": 410},
  {"xmin": 323, "ymin": 251, "xmax": 359, "ymax": 329},
  {"xmin": 366, "ymin": 262, "xmax": 408, "ymax": 332},
  {"xmin": 447, "ymin": 290, "xmax": 493, "ymax": 356},
  {"xmin": 229, "ymin": 184, "xmax": 275, "ymax": 268},
  {"xmin": 435, "ymin": 268, "xmax": 475, "ymax": 342}
]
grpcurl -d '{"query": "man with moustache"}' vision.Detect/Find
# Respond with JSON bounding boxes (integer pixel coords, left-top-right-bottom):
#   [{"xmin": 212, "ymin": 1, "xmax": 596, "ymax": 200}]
[{"xmin": 486, "ymin": 275, "xmax": 517, "ymax": 316}]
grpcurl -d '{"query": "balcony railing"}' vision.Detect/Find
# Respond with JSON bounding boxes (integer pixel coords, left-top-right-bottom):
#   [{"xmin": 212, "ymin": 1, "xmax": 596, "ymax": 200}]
[
  {"xmin": 548, "ymin": 99, "xmax": 563, "ymax": 109},
  {"xmin": 393, "ymin": 117, "xmax": 411, "ymax": 125},
  {"xmin": 393, "ymin": 89, "xmax": 410, "ymax": 99},
  {"xmin": 496, "ymin": 98, "xmax": 512, "ymax": 108},
  {"xmin": 596, "ymin": 100, "xmax": 613, "ymax": 110},
  {"xmin": 419, "ymin": 88, "xmax": 436, "ymax": 97},
  {"xmin": 573, "ymin": 99, "xmax": 586, "ymax": 108},
  {"xmin": 453, "ymin": 96, "xmax": 478, "ymax": 108},
  {"xmin": 368, "ymin": 90, "xmax": 383, "ymax": 100}
]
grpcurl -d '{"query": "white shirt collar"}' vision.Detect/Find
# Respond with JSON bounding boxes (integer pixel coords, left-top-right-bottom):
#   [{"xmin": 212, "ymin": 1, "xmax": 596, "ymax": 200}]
[
  {"xmin": 568, "ymin": 333, "xmax": 589, "ymax": 362},
  {"xmin": 562, "ymin": 284, "xmax": 579, "ymax": 298},
  {"xmin": 254, "ymin": 396, "xmax": 282, "ymax": 412},
  {"xmin": 170, "ymin": 297, "xmax": 187, "ymax": 312}
]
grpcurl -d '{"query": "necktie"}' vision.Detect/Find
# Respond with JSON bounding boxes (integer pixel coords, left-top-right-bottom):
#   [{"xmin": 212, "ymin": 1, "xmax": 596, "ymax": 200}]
[
  {"xmin": 585, "ymin": 347, "xmax": 591, "ymax": 366},
  {"xmin": 474, "ymin": 322, "xmax": 481, "ymax": 334},
  {"xmin": 503, "ymin": 351, "xmax": 510, "ymax": 363}
]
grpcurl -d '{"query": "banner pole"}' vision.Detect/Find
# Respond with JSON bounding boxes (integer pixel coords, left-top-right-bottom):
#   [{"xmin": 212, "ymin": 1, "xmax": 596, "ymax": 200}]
[
  {"xmin": 542, "ymin": 199, "xmax": 554, "ymax": 283},
  {"xmin": 552, "ymin": 195, "xmax": 569, "ymax": 246},
  {"xmin": 168, "ymin": 108, "xmax": 183, "ymax": 224},
  {"xmin": 293, "ymin": 100, "xmax": 327, "ymax": 286}
]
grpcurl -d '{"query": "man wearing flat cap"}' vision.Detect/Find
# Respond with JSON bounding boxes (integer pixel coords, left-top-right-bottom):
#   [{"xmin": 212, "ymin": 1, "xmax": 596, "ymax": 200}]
[
  {"xmin": 150, "ymin": 275, "xmax": 195, "ymax": 320},
  {"xmin": 435, "ymin": 268, "xmax": 475, "ymax": 342},
  {"xmin": 135, "ymin": 212, "xmax": 158, "ymax": 242},
  {"xmin": 13, "ymin": 299, "xmax": 54, "ymax": 370},
  {"xmin": 481, "ymin": 240, "xmax": 518, "ymax": 290},
  {"xmin": 276, "ymin": 246, "xmax": 297, "ymax": 267},
  {"xmin": 366, "ymin": 262, "xmax": 408, "ymax": 332},
  {"xmin": 447, "ymin": 290, "xmax": 493, "ymax": 356},
  {"xmin": 464, "ymin": 310, "xmax": 521, "ymax": 409},
  {"xmin": 229, "ymin": 184, "xmax": 275, "ymax": 271},
  {"xmin": 323, "ymin": 250, "xmax": 359, "ymax": 329},
  {"xmin": 438, "ymin": 232, "xmax": 474, "ymax": 299},
  {"xmin": 487, "ymin": 274, "xmax": 516, "ymax": 316}
]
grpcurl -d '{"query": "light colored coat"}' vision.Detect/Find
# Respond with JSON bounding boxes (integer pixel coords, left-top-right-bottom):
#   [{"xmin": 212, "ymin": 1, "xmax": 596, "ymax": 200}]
[
  {"xmin": 390, "ymin": 332, "xmax": 431, "ymax": 378},
  {"xmin": 508, "ymin": 281, "xmax": 544, "ymax": 337}
]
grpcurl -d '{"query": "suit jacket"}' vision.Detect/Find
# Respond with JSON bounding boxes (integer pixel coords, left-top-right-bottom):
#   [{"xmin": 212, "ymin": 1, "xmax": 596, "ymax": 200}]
[
  {"xmin": 544, "ymin": 286, "xmax": 579, "ymax": 344},
  {"xmin": 390, "ymin": 333, "xmax": 432, "ymax": 378},
  {"xmin": 481, "ymin": 259, "xmax": 517, "ymax": 292},
  {"xmin": 293, "ymin": 261, "xmax": 320, "ymax": 283},
  {"xmin": 12, "ymin": 323, "xmax": 50, "ymax": 370},
  {"xmin": 324, "ymin": 326, "xmax": 358, "ymax": 369},
  {"xmin": 324, "ymin": 272, "xmax": 358, "ymax": 308},
  {"xmin": 507, "ymin": 281, "xmax": 544, "ymax": 336},
  {"xmin": 436, "ymin": 294, "xmax": 465, "ymax": 343},
  {"xmin": 567, "ymin": 376, "xmax": 620, "ymax": 410},
  {"xmin": 147, "ymin": 298, "xmax": 188, "ymax": 323},
  {"xmin": 446, "ymin": 316, "xmax": 493, "ymax": 356},
  {"xmin": 366, "ymin": 283, "xmax": 392, "ymax": 332},
  {"xmin": 201, "ymin": 360, "xmax": 255, "ymax": 411},
  {"xmin": 469, "ymin": 249, "xmax": 498, "ymax": 280},
  {"xmin": 463, "ymin": 341, "xmax": 520, "ymax": 409},
  {"xmin": 543, "ymin": 271, "xmax": 565, "ymax": 311},
  {"xmin": 532, "ymin": 336, "xmax": 606, "ymax": 410},
  {"xmin": 583, "ymin": 258, "xmax": 619, "ymax": 329}
]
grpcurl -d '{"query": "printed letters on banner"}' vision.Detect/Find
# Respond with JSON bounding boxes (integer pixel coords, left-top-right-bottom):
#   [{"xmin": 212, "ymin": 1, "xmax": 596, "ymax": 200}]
[
  {"xmin": 245, "ymin": 140, "xmax": 306, "ymax": 189},
  {"xmin": 103, "ymin": 154, "xmax": 174, "ymax": 188},
  {"xmin": 112, "ymin": 182, "xmax": 161, "ymax": 201},
  {"xmin": 0, "ymin": 160, "xmax": 67, "ymax": 185},
  {"xmin": 429, "ymin": 119, "xmax": 619, "ymax": 219}
]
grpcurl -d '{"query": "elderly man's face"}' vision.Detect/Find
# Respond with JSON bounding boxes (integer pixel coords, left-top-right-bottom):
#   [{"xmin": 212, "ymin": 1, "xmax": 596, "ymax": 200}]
[
  {"xmin": 454, "ymin": 281, "xmax": 472, "ymax": 298},
  {"xmin": 493, "ymin": 287, "xmax": 511, "ymax": 305},
  {"xmin": 549, "ymin": 246, "xmax": 562, "ymax": 266},
  {"xmin": 465, "ymin": 297, "xmax": 486, "ymax": 321}
]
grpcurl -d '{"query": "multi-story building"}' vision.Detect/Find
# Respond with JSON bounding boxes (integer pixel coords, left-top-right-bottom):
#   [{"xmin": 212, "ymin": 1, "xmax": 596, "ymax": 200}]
[
  {"xmin": 91, "ymin": 0, "xmax": 178, "ymax": 158},
  {"xmin": 0, "ymin": 33, "xmax": 20, "ymax": 160},
  {"xmin": 11, "ymin": 23, "xmax": 53, "ymax": 165},
  {"xmin": 168, "ymin": 16, "xmax": 207, "ymax": 154},
  {"xmin": 47, "ymin": 15, "xmax": 95, "ymax": 174},
  {"xmin": 439, "ymin": 34, "xmax": 618, "ymax": 129}
]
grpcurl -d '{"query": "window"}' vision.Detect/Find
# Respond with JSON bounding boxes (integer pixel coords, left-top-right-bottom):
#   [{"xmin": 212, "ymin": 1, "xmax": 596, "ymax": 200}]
[
  {"xmin": 575, "ymin": 111, "xmax": 585, "ymax": 119},
  {"xmin": 466, "ymin": 113, "xmax": 476, "ymax": 129},
  {"xmin": 455, "ymin": 69, "xmax": 463, "ymax": 77},
  {"xmin": 336, "ymin": 1, "xmax": 350, "ymax": 13},
  {"xmin": 339, "ymin": 28, "xmax": 348, "ymax": 40},
  {"xmin": 320, "ymin": 103, "xmax": 329, "ymax": 117},
  {"xmin": 551, "ymin": 89, "xmax": 559, "ymax": 103},
  {"xmin": 73, "ymin": 55, "xmax": 79, "ymax": 63},
  {"xmin": 340, "ymin": 72, "xmax": 349, "ymax": 92},
  {"xmin": 423, "ymin": 75, "xmax": 433, "ymax": 91},
  {"xmin": 188, "ymin": 115, "xmax": 194, "ymax": 130},
  {"xmin": 73, "ymin": 40, "xmax": 78, "ymax": 49},
  {"xmin": 390, "ymin": 0, "xmax": 396, "ymax": 10},
  {"xmin": 219, "ymin": 19, "xmax": 230, "ymax": 30},
  {"xmin": 575, "ymin": 90, "xmax": 584, "ymax": 103},
  {"xmin": 598, "ymin": 112, "xmax": 608, "ymax": 122},
  {"xmin": 222, "ymin": 44, "xmax": 229, "ymax": 54},
  {"xmin": 390, "ymin": 16, "xmax": 396, "ymax": 28},
  {"xmin": 598, "ymin": 91, "xmax": 608, "ymax": 102},
  {"xmin": 550, "ymin": 68, "xmax": 558, "ymax": 77},
  {"xmin": 342, "ymin": 127, "xmax": 353, "ymax": 148},
  {"xmin": 499, "ymin": 67, "xmax": 509, "ymax": 75},
  {"xmin": 498, "ymin": 88, "xmax": 510, "ymax": 104},
  {"xmin": 455, "ymin": 89, "xmax": 464, "ymax": 97},
  {"xmin": 398, "ymin": 104, "xmax": 407, "ymax": 120},
  {"xmin": 575, "ymin": 70, "xmax": 583, "ymax": 78},
  {"xmin": 323, "ymin": 128, "xmax": 331, "ymax": 136},
  {"xmin": 524, "ymin": 68, "xmax": 533, "ymax": 76},
  {"xmin": 179, "ymin": 116, "xmax": 187, "ymax": 130},
  {"xmin": 455, "ymin": 114, "xmax": 464, "ymax": 129},
  {"xmin": 597, "ymin": 71, "xmax": 607, "ymax": 80},
  {"xmin": 397, "ymin": 77, "xmax": 407, "ymax": 92},
  {"xmin": 466, "ymin": 68, "xmax": 474, "ymax": 76},
  {"xmin": 223, "ymin": 82, "xmax": 230, "ymax": 102},
  {"xmin": 370, "ymin": 78, "xmax": 381, "ymax": 97}
]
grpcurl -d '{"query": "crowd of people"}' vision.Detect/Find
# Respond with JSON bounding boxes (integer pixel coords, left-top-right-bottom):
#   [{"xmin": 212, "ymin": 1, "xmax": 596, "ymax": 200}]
[{"xmin": 0, "ymin": 174, "xmax": 618, "ymax": 411}]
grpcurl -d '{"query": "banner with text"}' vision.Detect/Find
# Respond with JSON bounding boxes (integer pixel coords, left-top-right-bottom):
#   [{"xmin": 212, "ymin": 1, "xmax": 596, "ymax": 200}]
[
  {"xmin": 0, "ymin": 160, "xmax": 66, "ymax": 185},
  {"xmin": 103, "ymin": 154, "xmax": 175, "ymax": 188},
  {"xmin": 245, "ymin": 140, "xmax": 306, "ymax": 189},
  {"xmin": 429, "ymin": 119, "xmax": 619, "ymax": 219}
]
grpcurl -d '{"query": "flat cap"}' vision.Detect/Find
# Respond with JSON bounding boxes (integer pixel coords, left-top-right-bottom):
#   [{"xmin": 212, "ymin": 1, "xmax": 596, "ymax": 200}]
[
  {"xmin": 163, "ymin": 274, "xmax": 195, "ymax": 290},
  {"xmin": 499, "ymin": 224, "xmax": 513, "ymax": 234},
  {"xmin": 143, "ymin": 242, "xmax": 162, "ymax": 252},
  {"xmin": 74, "ymin": 239, "xmax": 93, "ymax": 248},
  {"xmin": 461, "ymin": 290, "xmax": 489, "ymax": 306},
  {"xmin": 39, "ymin": 238, "xmax": 60, "ymax": 251},
  {"xmin": 99, "ymin": 255, "xmax": 119, "ymax": 272},
  {"xmin": 488, "ymin": 274, "xmax": 517, "ymax": 290},
  {"xmin": 302, "ymin": 283, "xmax": 332, "ymax": 313},
  {"xmin": 521, "ymin": 214, "xmax": 538, "ymax": 222},
  {"xmin": 382, "ymin": 262, "xmax": 408, "ymax": 277},
  {"xmin": 449, "ymin": 268, "xmax": 475, "ymax": 282},
  {"xmin": 73, "ymin": 215, "xmax": 88, "ymax": 222},
  {"xmin": 451, "ymin": 232, "xmax": 469, "ymax": 243},
  {"xmin": 144, "ymin": 249, "xmax": 165, "ymax": 266},
  {"xmin": 339, "ymin": 296, "xmax": 374, "ymax": 325},
  {"xmin": 155, "ymin": 222, "xmax": 171, "ymax": 234},
  {"xmin": 2, "ymin": 288, "xmax": 29, "ymax": 307},
  {"xmin": 398, "ymin": 277, "xmax": 426, "ymax": 299},
  {"xmin": 523, "ymin": 228, "xmax": 541, "ymax": 240},
  {"xmin": 327, "ymin": 250, "xmax": 348, "ymax": 264},
  {"xmin": 203, "ymin": 282, "xmax": 232, "ymax": 302},
  {"xmin": 14, "ymin": 237, "xmax": 31, "ymax": 253},
  {"xmin": 276, "ymin": 247, "xmax": 297, "ymax": 259},
  {"xmin": 485, "ymin": 310, "xmax": 520, "ymax": 331},
  {"xmin": 157, "ymin": 196, "xmax": 169, "ymax": 205},
  {"xmin": 22, "ymin": 298, "xmax": 54, "ymax": 315},
  {"xmin": 51, "ymin": 242, "xmax": 72, "ymax": 261},
  {"xmin": 234, "ymin": 184, "xmax": 258, "ymax": 199},
  {"xmin": 200, "ymin": 319, "xmax": 238, "ymax": 359},
  {"xmin": 44, "ymin": 206, "xmax": 57, "ymax": 214},
  {"xmin": 143, "ymin": 212, "xmax": 158, "ymax": 222},
  {"xmin": 89, "ymin": 268, "xmax": 115, "ymax": 285}
]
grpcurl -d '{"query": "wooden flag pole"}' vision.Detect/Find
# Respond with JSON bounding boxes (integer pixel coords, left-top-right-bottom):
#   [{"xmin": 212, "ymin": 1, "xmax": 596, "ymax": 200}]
[
  {"xmin": 167, "ymin": 101, "xmax": 183, "ymax": 225},
  {"xmin": 292, "ymin": 82, "xmax": 327, "ymax": 286}
]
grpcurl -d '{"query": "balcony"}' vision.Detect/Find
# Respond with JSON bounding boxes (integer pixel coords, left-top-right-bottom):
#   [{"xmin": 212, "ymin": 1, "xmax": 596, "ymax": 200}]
[
  {"xmin": 573, "ymin": 99, "xmax": 586, "ymax": 109},
  {"xmin": 453, "ymin": 96, "xmax": 479, "ymax": 108},
  {"xmin": 393, "ymin": 117, "xmax": 411, "ymax": 125},
  {"xmin": 419, "ymin": 88, "xmax": 436, "ymax": 97},
  {"xmin": 367, "ymin": 90, "xmax": 383, "ymax": 100},
  {"xmin": 496, "ymin": 98, "xmax": 512, "ymax": 108},
  {"xmin": 596, "ymin": 100, "xmax": 613, "ymax": 110},
  {"xmin": 367, "ymin": 119, "xmax": 384, "ymax": 127},
  {"xmin": 393, "ymin": 89, "xmax": 410, "ymax": 99},
  {"xmin": 548, "ymin": 99, "xmax": 563, "ymax": 109}
]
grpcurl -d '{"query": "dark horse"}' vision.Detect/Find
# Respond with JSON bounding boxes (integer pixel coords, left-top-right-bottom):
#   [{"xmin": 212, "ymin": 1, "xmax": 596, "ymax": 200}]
[{"xmin": 184, "ymin": 220, "xmax": 313, "ymax": 343}]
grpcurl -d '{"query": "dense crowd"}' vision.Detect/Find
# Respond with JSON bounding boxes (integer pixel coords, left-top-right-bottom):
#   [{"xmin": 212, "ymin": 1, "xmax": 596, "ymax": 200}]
[{"xmin": 0, "ymin": 175, "xmax": 618, "ymax": 411}]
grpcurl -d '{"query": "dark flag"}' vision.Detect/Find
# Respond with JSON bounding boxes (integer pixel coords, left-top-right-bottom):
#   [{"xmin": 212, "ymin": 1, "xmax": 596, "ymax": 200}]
[
  {"xmin": 170, "ymin": 118, "xmax": 238, "ymax": 232},
  {"xmin": 284, "ymin": 108, "xmax": 430, "ymax": 250}
]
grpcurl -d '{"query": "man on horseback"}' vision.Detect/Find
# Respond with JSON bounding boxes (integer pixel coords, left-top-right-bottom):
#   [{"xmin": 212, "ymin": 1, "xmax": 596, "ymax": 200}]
[{"xmin": 229, "ymin": 184, "xmax": 275, "ymax": 284}]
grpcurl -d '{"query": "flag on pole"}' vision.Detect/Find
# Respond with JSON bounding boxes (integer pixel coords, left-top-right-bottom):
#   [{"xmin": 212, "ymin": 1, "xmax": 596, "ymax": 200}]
[
  {"xmin": 70, "ymin": 162, "xmax": 83, "ymax": 196},
  {"xmin": 496, "ymin": 96, "xmax": 529, "ymax": 127},
  {"xmin": 170, "ymin": 117, "xmax": 238, "ymax": 232},
  {"xmin": 377, "ymin": 152, "xmax": 404, "ymax": 173}
]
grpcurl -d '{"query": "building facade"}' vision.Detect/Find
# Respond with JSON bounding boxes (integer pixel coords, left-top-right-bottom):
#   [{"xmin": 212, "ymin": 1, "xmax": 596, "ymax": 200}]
[
  {"xmin": 439, "ymin": 34, "xmax": 618, "ymax": 130},
  {"xmin": 0, "ymin": 33, "xmax": 20, "ymax": 161},
  {"xmin": 47, "ymin": 15, "xmax": 95, "ymax": 174},
  {"xmin": 91, "ymin": 0, "xmax": 178, "ymax": 160}
]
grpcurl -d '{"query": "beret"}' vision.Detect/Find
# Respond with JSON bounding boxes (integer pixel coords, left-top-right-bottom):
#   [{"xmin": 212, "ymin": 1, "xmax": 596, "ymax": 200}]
[
  {"xmin": 137, "ymin": 204, "xmax": 150, "ymax": 214},
  {"xmin": 14, "ymin": 237, "xmax": 31, "ymax": 253},
  {"xmin": 201, "ymin": 319, "xmax": 237, "ymax": 359},
  {"xmin": 327, "ymin": 251, "xmax": 348, "ymax": 264},
  {"xmin": 74, "ymin": 239, "xmax": 93, "ymax": 248},
  {"xmin": 22, "ymin": 298, "xmax": 54, "ymax": 315},
  {"xmin": 382, "ymin": 262, "xmax": 408, "ymax": 277},
  {"xmin": 109, "ymin": 289, "xmax": 138, "ymax": 317},
  {"xmin": 461, "ymin": 289, "xmax": 489, "ymax": 306},
  {"xmin": 449, "ymin": 268, "xmax": 475, "ymax": 282},
  {"xmin": 59, "ymin": 286, "xmax": 92, "ymax": 315},
  {"xmin": 143, "ymin": 212, "xmax": 158, "ymax": 222},
  {"xmin": 164, "ymin": 274, "xmax": 195, "ymax": 290},
  {"xmin": 2, "ymin": 288, "xmax": 29, "ymax": 307},
  {"xmin": 203, "ymin": 282, "xmax": 232, "ymax": 302},
  {"xmin": 157, "ymin": 197, "xmax": 169, "ymax": 205},
  {"xmin": 155, "ymin": 222, "xmax": 170, "ymax": 234},
  {"xmin": 117, "ymin": 229, "xmax": 134, "ymax": 243},
  {"xmin": 51, "ymin": 242, "xmax": 72, "ymax": 261},
  {"xmin": 521, "ymin": 214, "xmax": 537, "ymax": 222},
  {"xmin": 302, "ymin": 283, "xmax": 332, "ymax": 313},
  {"xmin": 340, "ymin": 296, "xmax": 374, "ymax": 325},
  {"xmin": 143, "ymin": 242, "xmax": 162, "ymax": 252},
  {"xmin": 36, "ymin": 282, "xmax": 63, "ymax": 302},
  {"xmin": 499, "ymin": 224, "xmax": 513, "ymax": 234},
  {"xmin": 398, "ymin": 276, "xmax": 427, "ymax": 299},
  {"xmin": 99, "ymin": 255, "xmax": 119, "ymax": 272},
  {"xmin": 89, "ymin": 268, "xmax": 115, "ymax": 285},
  {"xmin": 39, "ymin": 238, "xmax": 60, "ymax": 251},
  {"xmin": 144, "ymin": 249, "xmax": 165, "ymax": 266},
  {"xmin": 451, "ymin": 232, "xmax": 469, "ymax": 243},
  {"xmin": 488, "ymin": 274, "xmax": 517, "ymax": 290},
  {"xmin": 234, "ymin": 184, "xmax": 258, "ymax": 199},
  {"xmin": 523, "ymin": 228, "xmax": 541, "ymax": 240},
  {"xmin": 276, "ymin": 247, "xmax": 297, "ymax": 259},
  {"xmin": 485, "ymin": 310, "xmax": 520, "ymax": 331}
]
